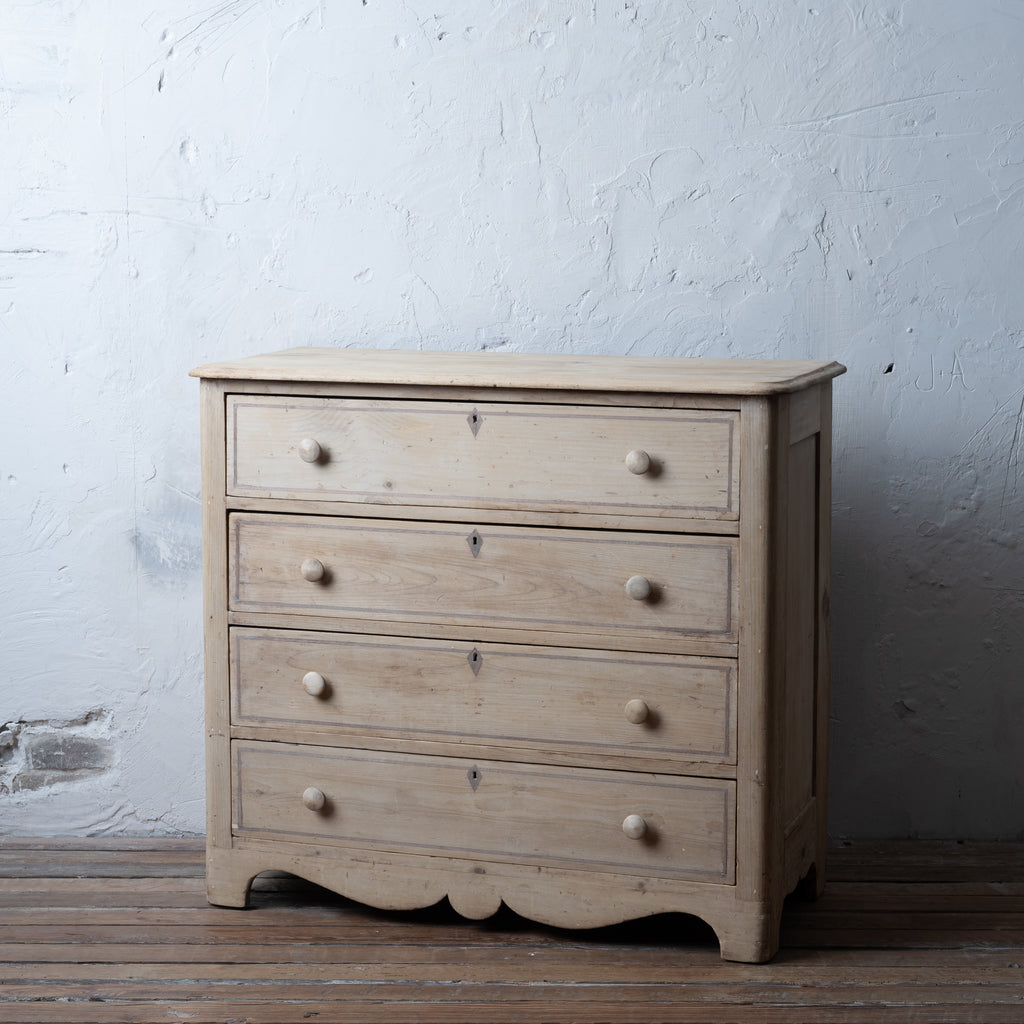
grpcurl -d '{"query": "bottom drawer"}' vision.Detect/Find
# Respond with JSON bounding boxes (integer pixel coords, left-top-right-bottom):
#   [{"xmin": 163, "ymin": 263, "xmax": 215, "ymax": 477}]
[{"xmin": 232, "ymin": 741, "xmax": 735, "ymax": 883}]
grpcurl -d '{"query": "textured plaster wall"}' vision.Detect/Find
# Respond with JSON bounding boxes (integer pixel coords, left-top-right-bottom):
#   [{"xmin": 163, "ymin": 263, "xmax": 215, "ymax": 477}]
[{"xmin": 1, "ymin": 1, "xmax": 1022, "ymax": 839}]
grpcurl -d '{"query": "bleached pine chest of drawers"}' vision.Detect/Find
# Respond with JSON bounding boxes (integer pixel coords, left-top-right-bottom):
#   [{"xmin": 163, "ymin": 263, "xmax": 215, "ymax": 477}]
[{"xmin": 191, "ymin": 348, "xmax": 844, "ymax": 963}]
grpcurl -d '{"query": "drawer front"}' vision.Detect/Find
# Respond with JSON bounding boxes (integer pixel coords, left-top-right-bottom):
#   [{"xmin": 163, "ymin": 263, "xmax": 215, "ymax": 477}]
[
  {"xmin": 231, "ymin": 628, "xmax": 737, "ymax": 765},
  {"xmin": 227, "ymin": 397, "xmax": 739, "ymax": 521},
  {"xmin": 228, "ymin": 514, "xmax": 738, "ymax": 643},
  {"xmin": 232, "ymin": 741, "xmax": 735, "ymax": 882}
]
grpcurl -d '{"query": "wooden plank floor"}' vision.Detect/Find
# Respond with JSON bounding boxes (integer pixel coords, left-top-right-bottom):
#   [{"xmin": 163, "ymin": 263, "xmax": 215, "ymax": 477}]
[{"xmin": 0, "ymin": 839, "xmax": 1022, "ymax": 1023}]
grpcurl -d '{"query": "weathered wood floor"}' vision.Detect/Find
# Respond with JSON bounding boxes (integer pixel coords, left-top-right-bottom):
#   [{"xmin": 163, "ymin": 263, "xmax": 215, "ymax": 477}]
[{"xmin": 0, "ymin": 838, "xmax": 1021, "ymax": 1023}]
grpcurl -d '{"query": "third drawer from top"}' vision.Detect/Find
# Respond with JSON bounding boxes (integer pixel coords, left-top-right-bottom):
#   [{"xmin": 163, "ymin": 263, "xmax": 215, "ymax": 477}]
[{"xmin": 230, "ymin": 628, "xmax": 737, "ymax": 766}]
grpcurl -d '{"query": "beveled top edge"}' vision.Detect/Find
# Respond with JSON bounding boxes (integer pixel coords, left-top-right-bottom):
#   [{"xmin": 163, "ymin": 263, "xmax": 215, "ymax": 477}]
[{"xmin": 190, "ymin": 347, "xmax": 846, "ymax": 394}]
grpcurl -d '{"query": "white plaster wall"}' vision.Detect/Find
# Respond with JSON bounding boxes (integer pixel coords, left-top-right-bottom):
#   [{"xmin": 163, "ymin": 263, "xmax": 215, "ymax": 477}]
[{"xmin": 1, "ymin": 1, "xmax": 1022, "ymax": 839}]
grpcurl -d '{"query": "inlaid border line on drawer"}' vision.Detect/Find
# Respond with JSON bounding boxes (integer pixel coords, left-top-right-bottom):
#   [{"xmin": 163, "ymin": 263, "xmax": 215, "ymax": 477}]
[
  {"xmin": 231, "ymin": 630, "xmax": 735, "ymax": 762},
  {"xmin": 229, "ymin": 401, "xmax": 737, "ymax": 516},
  {"xmin": 231, "ymin": 518, "xmax": 736, "ymax": 638},
  {"xmin": 232, "ymin": 744, "xmax": 735, "ymax": 882}
]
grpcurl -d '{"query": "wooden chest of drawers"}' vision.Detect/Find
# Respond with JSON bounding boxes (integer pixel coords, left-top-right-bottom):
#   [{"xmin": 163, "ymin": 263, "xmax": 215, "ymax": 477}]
[{"xmin": 191, "ymin": 348, "xmax": 844, "ymax": 962}]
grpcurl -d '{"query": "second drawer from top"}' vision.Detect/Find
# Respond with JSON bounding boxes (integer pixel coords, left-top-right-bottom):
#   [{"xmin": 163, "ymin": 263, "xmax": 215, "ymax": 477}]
[{"xmin": 228, "ymin": 513, "xmax": 739, "ymax": 645}]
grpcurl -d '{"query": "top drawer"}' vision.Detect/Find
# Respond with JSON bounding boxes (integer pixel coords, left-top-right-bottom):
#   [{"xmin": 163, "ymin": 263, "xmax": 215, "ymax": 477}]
[{"xmin": 226, "ymin": 397, "xmax": 739, "ymax": 521}]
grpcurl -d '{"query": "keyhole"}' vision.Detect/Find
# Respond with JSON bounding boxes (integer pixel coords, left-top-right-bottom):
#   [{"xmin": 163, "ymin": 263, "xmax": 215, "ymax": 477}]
[
  {"xmin": 468, "ymin": 648, "xmax": 483, "ymax": 676},
  {"xmin": 468, "ymin": 766, "xmax": 481, "ymax": 792},
  {"xmin": 467, "ymin": 408, "xmax": 483, "ymax": 437},
  {"xmin": 467, "ymin": 530, "xmax": 483, "ymax": 557}
]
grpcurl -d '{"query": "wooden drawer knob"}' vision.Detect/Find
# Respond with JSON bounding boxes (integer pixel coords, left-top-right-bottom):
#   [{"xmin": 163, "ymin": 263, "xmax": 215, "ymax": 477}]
[
  {"xmin": 298, "ymin": 438, "xmax": 322, "ymax": 463},
  {"xmin": 622, "ymin": 814, "xmax": 647, "ymax": 840},
  {"xmin": 301, "ymin": 557, "xmax": 325, "ymax": 582},
  {"xmin": 302, "ymin": 787, "xmax": 326, "ymax": 812},
  {"xmin": 625, "ymin": 575, "xmax": 651, "ymax": 601},
  {"xmin": 625, "ymin": 449, "xmax": 651, "ymax": 475},
  {"xmin": 624, "ymin": 699, "xmax": 649, "ymax": 724},
  {"xmin": 302, "ymin": 671, "xmax": 326, "ymax": 697}
]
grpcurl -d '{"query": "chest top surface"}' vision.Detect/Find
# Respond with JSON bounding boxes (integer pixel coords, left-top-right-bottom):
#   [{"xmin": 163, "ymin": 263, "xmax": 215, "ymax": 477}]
[{"xmin": 190, "ymin": 347, "xmax": 845, "ymax": 395}]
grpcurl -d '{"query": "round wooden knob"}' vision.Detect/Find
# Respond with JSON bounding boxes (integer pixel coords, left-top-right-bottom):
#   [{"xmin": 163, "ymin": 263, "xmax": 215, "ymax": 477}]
[
  {"xmin": 302, "ymin": 671, "xmax": 326, "ymax": 697},
  {"xmin": 625, "ymin": 575, "xmax": 651, "ymax": 601},
  {"xmin": 302, "ymin": 787, "xmax": 326, "ymax": 812},
  {"xmin": 622, "ymin": 814, "xmax": 647, "ymax": 840},
  {"xmin": 298, "ymin": 438, "xmax": 321, "ymax": 463},
  {"xmin": 301, "ymin": 557, "xmax": 325, "ymax": 582},
  {"xmin": 624, "ymin": 699, "xmax": 649, "ymax": 724},
  {"xmin": 625, "ymin": 450, "xmax": 651, "ymax": 475}
]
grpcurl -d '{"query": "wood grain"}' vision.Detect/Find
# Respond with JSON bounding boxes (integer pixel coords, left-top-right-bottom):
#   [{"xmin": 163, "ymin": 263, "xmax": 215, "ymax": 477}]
[
  {"xmin": 229, "ymin": 628, "xmax": 738, "ymax": 766},
  {"xmin": 199, "ymin": 352, "xmax": 841, "ymax": 964},
  {"xmin": 232, "ymin": 741, "xmax": 736, "ymax": 883},
  {"xmin": 227, "ymin": 396, "xmax": 740, "ymax": 520},
  {"xmin": 0, "ymin": 839, "xmax": 1021, "ymax": 1024},
  {"xmin": 191, "ymin": 346, "xmax": 846, "ymax": 395},
  {"xmin": 199, "ymin": 380, "xmax": 237, "ymax": 907},
  {"xmin": 228, "ymin": 513, "xmax": 739, "ymax": 643}
]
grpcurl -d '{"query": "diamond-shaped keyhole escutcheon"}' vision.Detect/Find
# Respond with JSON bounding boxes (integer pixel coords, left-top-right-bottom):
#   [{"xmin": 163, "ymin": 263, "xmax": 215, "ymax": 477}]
[
  {"xmin": 467, "ymin": 648, "xmax": 483, "ymax": 676},
  {"xmin": 466, "ymin": 530, "xmax": 483, "ymax": 558},
  {"xmin": 468, "ymin": 766, "xmax": 482, "ymax": 792},
  {"xmin": 467, "ymin": 408, "xmax": 483, "ymax": 437}
]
